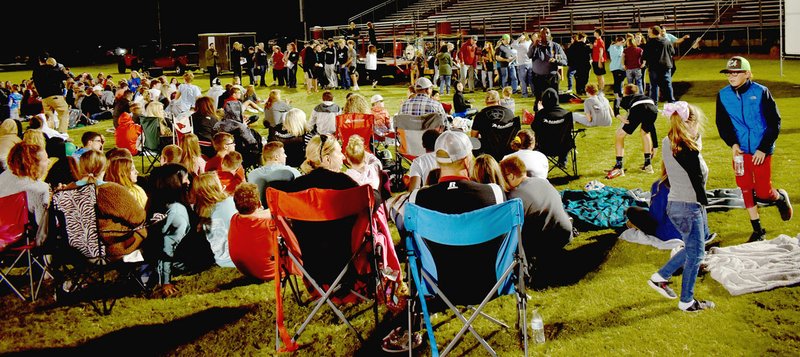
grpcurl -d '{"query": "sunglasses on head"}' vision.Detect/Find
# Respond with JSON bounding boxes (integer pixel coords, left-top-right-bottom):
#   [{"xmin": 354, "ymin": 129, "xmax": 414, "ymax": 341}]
[{"xmin": 319, "ymin": 135, "xmax": 328, "ymax": 161}]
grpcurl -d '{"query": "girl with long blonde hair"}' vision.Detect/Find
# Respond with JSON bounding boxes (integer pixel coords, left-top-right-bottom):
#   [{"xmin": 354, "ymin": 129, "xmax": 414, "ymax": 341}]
[
  {"xmin": 647, "ymin": 101, "xmax": 715, "ymax": 312},
  {"xmin": 343, "ymin": 93, "xmax": 370, "ymax": 114},
  {"xmin": 179, "ymin": 133, "xmax": 206, "ymax": 176},
  {"xmin": 263, "ymin": 89, "xmax": 292, "ymax": 129},
  {"xmin": 191, "ymin": 172, "xmax": 236, "ymax": 268},
  {"xmin": 106, "ymin": 157, "xmax": 147, "ymax": 208},
  {"xmin": 145, "ymin": 101, "xmax": 172, "ymax": 136},
  {"xmin": 470, "ymin": 154, "xmax": 506, "ymax": 187}
]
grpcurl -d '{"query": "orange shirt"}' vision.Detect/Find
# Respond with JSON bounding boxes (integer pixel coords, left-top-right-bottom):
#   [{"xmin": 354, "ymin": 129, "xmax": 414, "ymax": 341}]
[{"xmin": 217, "ymin": 167, "xmax": 245, "ymax": 196}]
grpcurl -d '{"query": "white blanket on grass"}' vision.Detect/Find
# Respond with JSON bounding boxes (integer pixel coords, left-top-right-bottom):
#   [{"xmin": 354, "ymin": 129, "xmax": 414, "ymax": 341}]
[
  {"xmin": 704, "ymin": 234, "xmax": 800, "ymax": 296},
  {"xmin": 619, "ymin": 228, "xmax": 684, "ymax": 250}
]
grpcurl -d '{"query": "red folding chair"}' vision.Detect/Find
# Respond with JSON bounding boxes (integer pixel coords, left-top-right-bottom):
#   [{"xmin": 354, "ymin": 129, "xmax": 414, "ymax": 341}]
[
  {"xmin": 0, "ymin": 192, "xmax": 47, "ymax": 301},
  {"xmin": 266, "ymin": 185, "xmax": 379, "ymax": 352},
  {"xmin": 336, "ymin": 113, "xmax": 375, "ymax": 154}
]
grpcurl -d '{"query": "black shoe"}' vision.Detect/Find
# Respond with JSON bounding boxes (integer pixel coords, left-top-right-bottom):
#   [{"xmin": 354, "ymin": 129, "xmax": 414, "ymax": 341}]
[
  {"xmin": 748, "ymin": 228, "xmax": 766, "ymax": 243},
  {"xmin": 681, "ymin": 299, "xmax": 715, "ymax": 312},
  {"xmin": 777, "ymin": 189, "xmax": 793, "ymax": 221}
]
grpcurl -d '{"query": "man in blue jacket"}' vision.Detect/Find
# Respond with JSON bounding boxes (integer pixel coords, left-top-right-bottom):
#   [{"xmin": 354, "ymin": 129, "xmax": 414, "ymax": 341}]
[{"xmin": 716, "ymin": 56, "xmax": 792, "ymax": 242}]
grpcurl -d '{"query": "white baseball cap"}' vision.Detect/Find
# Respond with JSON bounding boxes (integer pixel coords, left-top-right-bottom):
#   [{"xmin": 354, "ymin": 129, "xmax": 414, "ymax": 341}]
[
  {"xmin": 370, "ymin": 94, "xmax": 384, "ymax": 104},
  {"xmin": 434, "ymin": 130, "xmax": 479, "ymax": 163},
  {"xmin": 414, "ymin": 77, "xmax": 433, "ymax": 90}
]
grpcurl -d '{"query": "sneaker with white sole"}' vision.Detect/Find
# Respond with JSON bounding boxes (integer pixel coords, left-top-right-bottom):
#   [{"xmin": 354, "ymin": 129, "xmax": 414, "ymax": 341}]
[
  {"xmin": 680, "ymin": 299, "xmax": 715, "ymax": 312},
  {"xmin": 777, "ymin": 189, "xmax": 793, "ymax": 221},
  {"xmin": 648, "ymin": 279, "xmax": 677, "ymax": 299},
  {"xmin": 606, "ymin": 167, "xmax": 625, "ymax": 179},
  {"xmin": 641, "ymin": 164, "xmax": 654, "ymax": 174}
]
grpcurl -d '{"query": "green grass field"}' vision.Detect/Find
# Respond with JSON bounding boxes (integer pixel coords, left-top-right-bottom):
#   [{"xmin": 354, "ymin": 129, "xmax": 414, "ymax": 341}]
[{"xmin": 1, "ymin": 58, "xmax": 799, "ymax": 356}]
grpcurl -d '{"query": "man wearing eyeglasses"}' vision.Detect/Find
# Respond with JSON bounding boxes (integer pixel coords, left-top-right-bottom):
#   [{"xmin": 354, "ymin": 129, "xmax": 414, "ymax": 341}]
[
  {"xmin": 715, "ymin": 56, "xmax": 792, "ymax": 243},
  {"xmin": 71, "ymin": 131, "xmax": 105, "ymax": 162}
]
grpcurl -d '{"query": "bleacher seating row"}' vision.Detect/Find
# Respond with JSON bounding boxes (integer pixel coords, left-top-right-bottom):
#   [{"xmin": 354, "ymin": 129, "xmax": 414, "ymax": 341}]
[{"xmin": 317, "ymin": 0, "xmax": 779, "ymax": 46}]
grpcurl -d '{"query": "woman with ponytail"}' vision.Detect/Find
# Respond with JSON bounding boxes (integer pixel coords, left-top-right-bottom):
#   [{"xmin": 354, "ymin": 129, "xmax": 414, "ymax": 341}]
[{"xmin": 502, "ymin": 129, "xmax": 549, "ymax": 179}]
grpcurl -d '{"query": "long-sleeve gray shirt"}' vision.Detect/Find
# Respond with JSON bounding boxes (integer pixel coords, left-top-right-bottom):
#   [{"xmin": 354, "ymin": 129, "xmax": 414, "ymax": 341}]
[
  {"xmin": 662, "ymin": 136, "xmax": 708, "ymax": 205},
  {"xmin": 508, "ymin": 177, "xmax": 572, "ymax": 251}
]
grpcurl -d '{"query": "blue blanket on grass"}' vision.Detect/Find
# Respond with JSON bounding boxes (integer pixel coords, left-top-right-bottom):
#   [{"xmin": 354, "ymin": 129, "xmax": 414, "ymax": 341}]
[{"xmin": 560, "ymin": 187, "xmax": 636, "ymax": 229}]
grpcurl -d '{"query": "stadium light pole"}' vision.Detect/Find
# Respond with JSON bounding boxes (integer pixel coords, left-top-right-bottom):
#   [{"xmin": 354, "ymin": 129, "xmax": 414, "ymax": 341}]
[
  {"xmin": 780, "ymin": 0, "xmax": 784, "ymax": 77},
  {"xmin": 300, "ymin": 0, "xmax": 308, "ymax": 42},
  {"xmin": 156, "ymin": 0, "xmax": 163, "ymax": 49}
]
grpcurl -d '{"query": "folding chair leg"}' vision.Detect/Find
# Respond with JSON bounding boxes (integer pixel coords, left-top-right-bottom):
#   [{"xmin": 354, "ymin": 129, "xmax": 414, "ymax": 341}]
[
  {"xmin": 466, "ymin": 305, "xmax": 509, "ymax": 329},
  {"xmin": 1, "ymin": 249, "xmax": 29, "ymax": 300},
  {"xmin": 285, "ymin": 251, "xmax": 364, "ymax": 344},
  {"xmin": 421, "ymin": 272, "xmax": 497, "ymax": 357},
  {"xmin": 518, "ymin": 260, "xmax": 529, "ymax": 356},
  {"xmin": 0, "ymin": 271, "xmax": 25, "ymax": 300},
  {"xmin": 407, "ymin": 262, "xmax": 414, "ymax": 357},
  {"xmin": 430, "ymin": 261, "xmax": 519, "ymax": 357}
]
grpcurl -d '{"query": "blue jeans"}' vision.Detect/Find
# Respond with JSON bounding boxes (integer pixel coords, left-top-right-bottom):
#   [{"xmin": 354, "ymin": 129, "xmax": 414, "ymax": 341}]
[
  {"xmin": 649, "ymin": 68, "xmax": 675, "ymax": 103},
  {"xmin": 499, "ymin": 67, "xmax": 510, "ymax": 88},
  {"xmin": 439, "ymin": 75, "xmax": 451, "ymax": 95},
  {"xmin": 509, "ymin": 64, "xmax": 519, "ymax": 92},
  {"xmin": 566, "ymin": 68, "xmax": 577, "ymax": 92},
  {"xmin": 626, "ymin": 69, "xmax": 643, "ymax": 92},
  {"xmin": 481, "ymin": 69, "xmax": 494, "ymax": 89},
  {"xmin": 516, "ymin": 64, "xmax": 533, "ymax": 97},
  {"xmin": 657, "ymin": 201, "xmax": 709, "ymax": 303},
  {"xmin": 339, "ymin": 66, "xmax": 351, "ymax": 90}
]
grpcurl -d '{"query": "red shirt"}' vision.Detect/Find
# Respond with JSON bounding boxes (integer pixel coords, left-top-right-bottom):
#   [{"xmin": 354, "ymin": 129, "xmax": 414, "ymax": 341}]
[
  {"xmin": 623, "ymin": 46, "xmax": 643, "ymax": 69},
  {"xmin": 459, "ymin": 41, "xmax": 478, "ymax": 66},
  {"xmin": 273, "ymin": 52, "xmax": 285, "ymax": 70},
  {"xmin": 205, "ymin": 155, "xmax": 223, "ymax": 172},
  {"xmin": 592, "ymin": 38, "xmax": 606, "ymax": 63}
]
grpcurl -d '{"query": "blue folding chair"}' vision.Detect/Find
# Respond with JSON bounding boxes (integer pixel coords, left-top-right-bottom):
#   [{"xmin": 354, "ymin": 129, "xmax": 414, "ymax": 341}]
[{"xmin": 404, "ymin": 198, "xmax": 529, "ymax": 356}]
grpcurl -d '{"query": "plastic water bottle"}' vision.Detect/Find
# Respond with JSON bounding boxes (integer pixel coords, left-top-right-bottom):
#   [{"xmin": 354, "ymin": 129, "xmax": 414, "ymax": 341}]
[
  {"xmin": 530, "ymin": 309, "xmax": 545, "ymax": 344},
  {"xmin": 734, "ymin": 155, "xmax": 745, "ymax": 177}
]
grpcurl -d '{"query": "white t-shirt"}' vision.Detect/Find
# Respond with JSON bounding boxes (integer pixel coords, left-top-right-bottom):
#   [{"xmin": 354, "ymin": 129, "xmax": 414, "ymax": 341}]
[
  {"xmin": 408, "ymin": 152, "xmax": 438, "ymax": 183},
  {"xmin": 503, "ymin": 150, "xmax": 549, "ymax": 180},
  {"xmin": 174, "ymin": 83, "xmax": 201, "ymax": 113},
  {"xmin": 582, "ymin": 95, "xmax": 613, "ymax": 127},
  {"xmin": 366, "ymin": 53, "xmax": 378, "ymax": 71}
]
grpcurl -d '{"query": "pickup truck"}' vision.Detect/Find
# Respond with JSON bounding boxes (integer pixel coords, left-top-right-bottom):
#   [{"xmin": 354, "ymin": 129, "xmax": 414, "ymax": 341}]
[{"xmin": 116, "ymin": 43, "xmax": 199, "ymax": 75}]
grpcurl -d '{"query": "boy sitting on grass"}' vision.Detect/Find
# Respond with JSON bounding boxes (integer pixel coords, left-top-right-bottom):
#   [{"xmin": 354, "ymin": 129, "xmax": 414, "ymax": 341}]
[
  {"xmin": 217, "ymin": 151, "xmax": 245, "ymax": 195},
  {"xmin": 205, "ymin": 132, "xmax": 235, "ymax": 172}
]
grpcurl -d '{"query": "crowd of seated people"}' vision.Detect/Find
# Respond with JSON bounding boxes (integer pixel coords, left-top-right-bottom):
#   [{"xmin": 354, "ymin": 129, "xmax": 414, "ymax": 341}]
[{"xmin": 0, "ymin": 38, "xmax": 700, "ymax": 331}]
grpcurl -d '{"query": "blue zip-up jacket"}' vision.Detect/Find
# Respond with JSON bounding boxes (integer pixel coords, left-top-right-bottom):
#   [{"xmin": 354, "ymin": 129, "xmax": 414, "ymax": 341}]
[{"xmin": 716, "ymin": 80, "xmax": 781, "ymax": 155}]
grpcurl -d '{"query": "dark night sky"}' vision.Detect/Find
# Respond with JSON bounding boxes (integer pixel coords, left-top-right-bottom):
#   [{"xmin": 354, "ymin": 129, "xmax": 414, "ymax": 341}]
[{"xmin": 10, "ymin": 0, "xmax": 384, "ymax": 63}]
